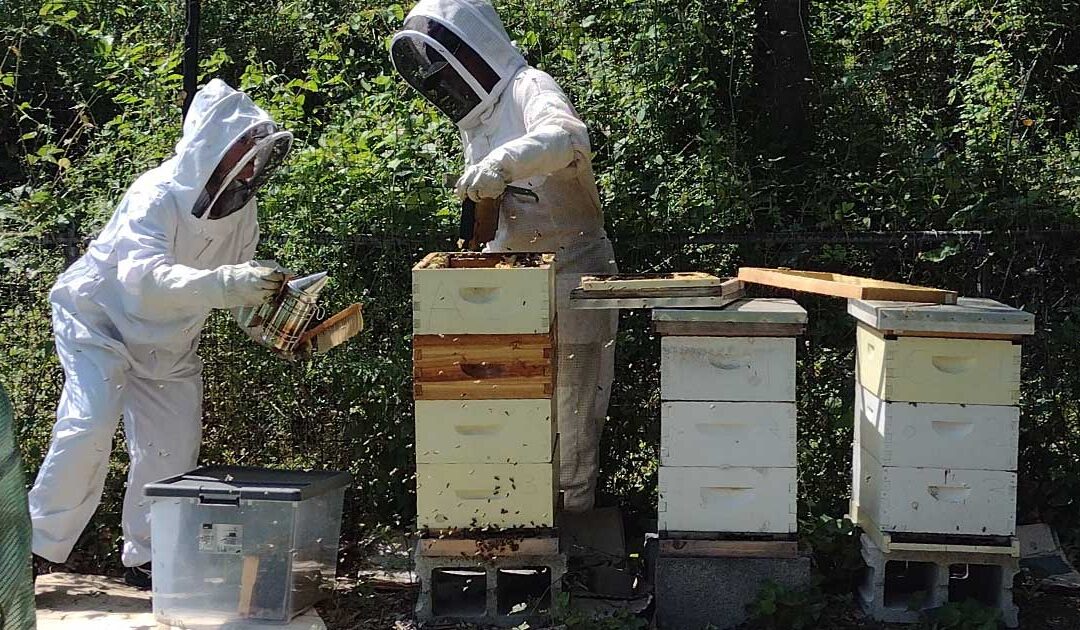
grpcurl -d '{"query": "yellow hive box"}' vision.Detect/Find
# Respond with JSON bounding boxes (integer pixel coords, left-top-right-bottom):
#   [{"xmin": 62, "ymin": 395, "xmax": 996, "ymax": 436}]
[
  {"xmin": 416, "ymin": 440, "xmax": 559, "ymax": 530},
  {"xmin": 856, "ymin": 323, "xmax": 1022, "ymax": 405},
  {"xmin": 415, "ymin": 399, "xmax": 556, "ymax": 464},
  {"xmin": 412, "ymin": 252, "xmax": 555, "ymax": 335}
]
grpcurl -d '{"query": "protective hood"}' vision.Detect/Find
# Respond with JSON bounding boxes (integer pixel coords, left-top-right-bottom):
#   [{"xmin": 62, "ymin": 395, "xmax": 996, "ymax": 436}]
[
  {"xmin": 163, "ymin": 79, "xmax": 286, "ymax": 221},
  {"xmin": 391, "ymin": 0, "xmax": 526, "ymax": 128}
]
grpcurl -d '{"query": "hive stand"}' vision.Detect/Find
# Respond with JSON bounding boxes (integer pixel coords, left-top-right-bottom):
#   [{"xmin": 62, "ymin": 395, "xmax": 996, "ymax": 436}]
[
  {"xmin": 653, "ymin": 298, "xmax": 810, "ymax": 630},
  {"xmin": 858, "ymin": 533, "xmax": 1020, "ymax": 627},
  {"xmin": 848, "ymin": 297, "xmax": 1033, "ymax": 625},
  {"xmin": 414, "ymin": 534, "xmax": 567, "ymax": 627}
]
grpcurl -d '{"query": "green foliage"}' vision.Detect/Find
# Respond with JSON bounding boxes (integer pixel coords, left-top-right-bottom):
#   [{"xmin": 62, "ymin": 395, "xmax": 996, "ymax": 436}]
[
  {"xmin": 546, "ymin": 592, "xmax": 649, "ymax": 630},
  {"xmin": 919, "ymin": 599, "xmax": 1003, "ymax": 630},
  {"xmin": 745, "ymin": 580, "xmax": 827, "ymax": 630},
  {"xmin": 802, "ymin": 516, "xmax": 864, "ymax": 592}
]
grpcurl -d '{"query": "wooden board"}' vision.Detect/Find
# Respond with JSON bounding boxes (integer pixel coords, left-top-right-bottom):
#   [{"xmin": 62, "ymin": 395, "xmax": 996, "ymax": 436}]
[
  {"xmin": 413, "ymin": 333, "xmax": 553, "ymax": 400},
  {"xmin": 577, "ymin": 274, "xmax": 742, "ymax": 298},
  {"xmin": 418, "ymin": 536, "xmax": 560, "ymax": 558},
  {"xmin": 655, "ymin": 321, "xmax": 805, "ymax": 338},
  {"xmin": 659, "ymin": 539, "xmax": 798, "ymax": 559},
  {"xmin": 298, "ymin": 303, "xmax": 364, "ymax": 353},
  {"xmin": 569, "ymin": 293, "xmax": 743, "ymax": 310},
  {"xmin": 738, "ymin": 267, "xmax": 957, "ymax": 304},
  {"xmin": 848, "ymin": 297, "xmax": 1033, "ymax": 337}
]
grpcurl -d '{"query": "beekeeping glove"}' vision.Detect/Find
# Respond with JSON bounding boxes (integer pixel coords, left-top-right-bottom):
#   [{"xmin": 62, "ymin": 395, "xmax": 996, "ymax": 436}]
[
  {"xmin": 455, "ymin": 159, "xmax": 508, "ymax": 202},
  {"xmin": 218, "ymin": 261, "xmax": 287, "ymax": 307}
]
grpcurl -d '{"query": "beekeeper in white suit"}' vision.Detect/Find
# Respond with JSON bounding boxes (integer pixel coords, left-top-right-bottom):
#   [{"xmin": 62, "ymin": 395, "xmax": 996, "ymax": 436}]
[
  {"xmin": 392, "ymin": 0, "xmax": 618, "ymax": 511},
  {"xmin": 28, "ymin": 79, "xmax": 293, "ymax": 588}
]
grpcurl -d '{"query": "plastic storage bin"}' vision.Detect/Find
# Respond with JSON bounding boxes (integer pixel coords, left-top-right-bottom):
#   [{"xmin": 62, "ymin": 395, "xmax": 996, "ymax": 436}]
[{"xmin": 145, "ymin": 466, "xmax": 350, "ymax": 627}]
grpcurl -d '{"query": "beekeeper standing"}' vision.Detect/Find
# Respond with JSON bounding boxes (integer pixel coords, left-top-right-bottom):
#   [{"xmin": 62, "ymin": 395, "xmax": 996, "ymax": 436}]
[
  {"xmin": 391, "ymin": 0, "xmax": 618, "ymax": 512},
  {"xmin": 28, "ymin": 79, "xmax": 294, "ymax": 589}
]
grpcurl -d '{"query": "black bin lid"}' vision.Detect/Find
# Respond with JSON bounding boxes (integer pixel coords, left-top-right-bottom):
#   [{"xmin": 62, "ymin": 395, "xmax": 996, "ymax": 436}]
[{"xmin": 144, "ymin": 466, "xmax": 351, "ymax": 502}]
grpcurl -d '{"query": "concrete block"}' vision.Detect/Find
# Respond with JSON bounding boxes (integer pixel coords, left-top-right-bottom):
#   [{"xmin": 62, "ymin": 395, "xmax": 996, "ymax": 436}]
[
  {"xmin": 655, "ymin": 554, "xmax": 811, "ymax": 630},
  {"xmin": 414, "ymin": 542, "xmax": 567, "ymax": 628},
  {"xmin": 858, "ymin": 533, "xmax": 1019, "ymax": 627}
]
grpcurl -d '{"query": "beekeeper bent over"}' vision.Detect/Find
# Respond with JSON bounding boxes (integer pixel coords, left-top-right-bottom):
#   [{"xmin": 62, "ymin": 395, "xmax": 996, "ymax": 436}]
[
  {"xmin": 392, "ymin": 0, "xmax": 618, "ymax": 511},
  {"xmin": 28, "ymin": 79, "xmax": 293, "ymax": 588}
]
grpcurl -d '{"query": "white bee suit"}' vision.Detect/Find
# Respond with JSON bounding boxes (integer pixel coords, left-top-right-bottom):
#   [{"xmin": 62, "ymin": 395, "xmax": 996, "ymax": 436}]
[
  {"xmin": 393, "ymin": 0, "xmax": 618, "ymax": 511},
  {"xmin": 29, "ymin": 80, "xmax": 284, "ymax": 567}
]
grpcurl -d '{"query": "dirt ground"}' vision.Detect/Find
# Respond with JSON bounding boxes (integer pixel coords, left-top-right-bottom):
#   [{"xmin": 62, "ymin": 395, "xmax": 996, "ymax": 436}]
[{"xmin": 314, "ymin": 576, "xmax": 1080, "ymax": 629}]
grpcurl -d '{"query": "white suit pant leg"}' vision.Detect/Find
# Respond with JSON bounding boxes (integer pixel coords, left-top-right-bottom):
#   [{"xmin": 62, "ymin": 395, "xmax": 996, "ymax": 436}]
[
  {"xmin": 119, "ymin": 373, "xmax": 202, "ymax": 567},
  {"xmin": 556, "ymin": 303, "xmax": 618, "ymax": 513},
  {"xmin": 29, "ymin": 335, "xmax": 128, "ymax": 563}
]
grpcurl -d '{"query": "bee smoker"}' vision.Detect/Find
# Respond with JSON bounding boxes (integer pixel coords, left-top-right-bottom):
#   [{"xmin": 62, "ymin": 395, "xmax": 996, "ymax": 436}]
[{"xmin": 242, "ymin": 272, "xmax": 329, "ymax": 352}]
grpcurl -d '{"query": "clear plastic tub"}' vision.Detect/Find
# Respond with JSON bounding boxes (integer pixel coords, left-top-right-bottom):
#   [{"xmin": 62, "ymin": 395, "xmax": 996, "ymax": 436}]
[{"xmin": 145, "ymin": 466, "xmax": 350, "ymax": 627}]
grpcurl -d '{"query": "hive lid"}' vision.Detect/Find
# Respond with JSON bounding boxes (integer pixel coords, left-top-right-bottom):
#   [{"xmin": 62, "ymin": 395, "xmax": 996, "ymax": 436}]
[
  {"xmin": 847, "ymin": 297, "xmax": 1034, "ymax": 336},
  {"xmin": 653, "ymin": 298, "xmax": 807, "ymax": 324},
  {"xmin": 144, "ymin": 466, "xmax": 351, "ymax": 502}
]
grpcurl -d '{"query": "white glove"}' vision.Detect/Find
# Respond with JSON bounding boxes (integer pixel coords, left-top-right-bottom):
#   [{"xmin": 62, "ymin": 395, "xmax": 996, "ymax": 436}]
[
  {"xmin": 218, "ymin": 261, "xmax": 286, "ymax": 307},
  {"xmin": 455, "ymin": 160, "xmax": 508, "ymax": 202}
]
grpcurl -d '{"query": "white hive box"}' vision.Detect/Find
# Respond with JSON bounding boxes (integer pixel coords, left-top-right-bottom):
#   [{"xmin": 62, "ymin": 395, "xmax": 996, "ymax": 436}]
[
  {"xmin": 855, "ymin": 323, "xmax": 1022, "ymax": 406},
  {"xmin": 660, "ymin": 336, "xmax": 796, "ymax": 402},
  {"xmin": 660, "ymin": 401, "xmax": 796, "ymax": 468},
  {"xmin": 412, "ymin": 252, "xmax": 555, "ymax": 335},
  {"xmin": 852, "ymin": 448, "xmax": 1017, "ymax": 537},
  {"xmin": 415, "ymin": 441, "xmax": 558, "ymax": 530},
  {"xmin": 855, "ymin": 385, "xmax": 1019, "ymax": 471},
  {"xmin": 658, "ymin": 466, "xmax": 797, "ymax": 533},
  {"xmin": 653, "ymin": 298, "xmax": 808, "ymax": 327},
  {"xmin": 415, "ymin": 399, "xmax": 555, "ymax": 464}
]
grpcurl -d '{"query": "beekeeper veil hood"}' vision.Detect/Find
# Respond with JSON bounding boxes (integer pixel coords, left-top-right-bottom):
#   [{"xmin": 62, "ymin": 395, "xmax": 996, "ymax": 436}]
[
  {"xmin": 167, "ymin": 79, "xmax": 293, "ymax": 220},
  {"xmin": 391, "ymin": 0, "xmax": 527, "ymax": 127}
]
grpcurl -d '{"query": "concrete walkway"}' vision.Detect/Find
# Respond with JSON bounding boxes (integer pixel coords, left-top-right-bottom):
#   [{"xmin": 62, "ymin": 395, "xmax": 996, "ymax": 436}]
[{"xmin": 35, "ymin": 572, "xmax": 326, "ymax": 629}]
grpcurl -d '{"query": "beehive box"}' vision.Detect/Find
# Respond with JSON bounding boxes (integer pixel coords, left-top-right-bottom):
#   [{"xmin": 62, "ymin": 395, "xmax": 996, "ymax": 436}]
[
  {"xmin": 852, "ymin": 448, "xmax": 1017, "ymax": 537},
  {"xmin": 660, "ymin": 401, "xmax": 796, "ymax": 468},
  {"xmin": 412, "ymin": 252, "xmax": 555, "ymax": 335},
  {"xmin": 855, "ymin": 385, "xmax": 1019, "ymax": 471},
  {"xmin": 660, "ymin": 336, "xmax": 796, "ymax": 402},
  {"xmin": 658, "ymin": 466, "xmax": 797, "ymax": 534},
  {"xmin": 856, "ymin": 323, "xmax": 1022, "ymax": 405},
  {"xmin": 415, "ymin": 442, "xmax": 559, "ymax": 530},
  {"xmin": 412, "ymin": 333, "xmax": 554, "ymax": 400},
  {"xmin": 415, "ymin": 399, "xmax": 556, "ymax": 464}
]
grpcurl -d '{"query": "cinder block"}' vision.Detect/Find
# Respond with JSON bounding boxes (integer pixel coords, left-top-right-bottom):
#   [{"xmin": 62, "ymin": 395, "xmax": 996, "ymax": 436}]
[
  {"xmin": 858, "ymin": 533, "xmax": 1019, "ymax": 627},
  {"xmin": 855, "ymin": 385, "xmax": 1019, "ymax": 471},
  {"xmin": 660, "ymin": 336, "xmax": 795, "ymax": 402},
  {"xmin": 655, "ymin": 554, "xmax": 811, "ymax": 630},
  {"xmin": 414, "ymin": 543, "xmax": 567, "ymax": 628}
]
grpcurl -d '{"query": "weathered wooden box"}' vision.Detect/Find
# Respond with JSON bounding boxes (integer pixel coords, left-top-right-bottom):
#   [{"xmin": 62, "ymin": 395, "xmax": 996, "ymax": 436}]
[
  {"xmin": 415, "ymin": 399, "xmax": 556, "ymax": 464},
  {"xmin": 415, "ymin": 443, "xmax": 559, "ymax": 530},
  {"xmin": 855, "ymin": 385, "xmax": 1019, "ymax": 471},
  {"xmin": 852, "ymin": 448, "xmax": 1017, "ymax": 537},
  {"xmin": 412, "ymin": 252, "xmax": 555, "ymax": 335},
  {"xmin": 658, "ymin": 466, "xmax": 797, "ymax": 534},
  {"xmin": 660, "ymin": 401, "xmax": 796, "ymax": 468},
  {"xmin": 856, "ymin": 323, "xmax": 1022, "ymax": 405},
  {"xmin": 413, "ymin": 333, "xmax": 553, "ymax": 400},
  {"xmin": 660, "ymin": 336, "xmax": 796, "ymax": 402}
]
